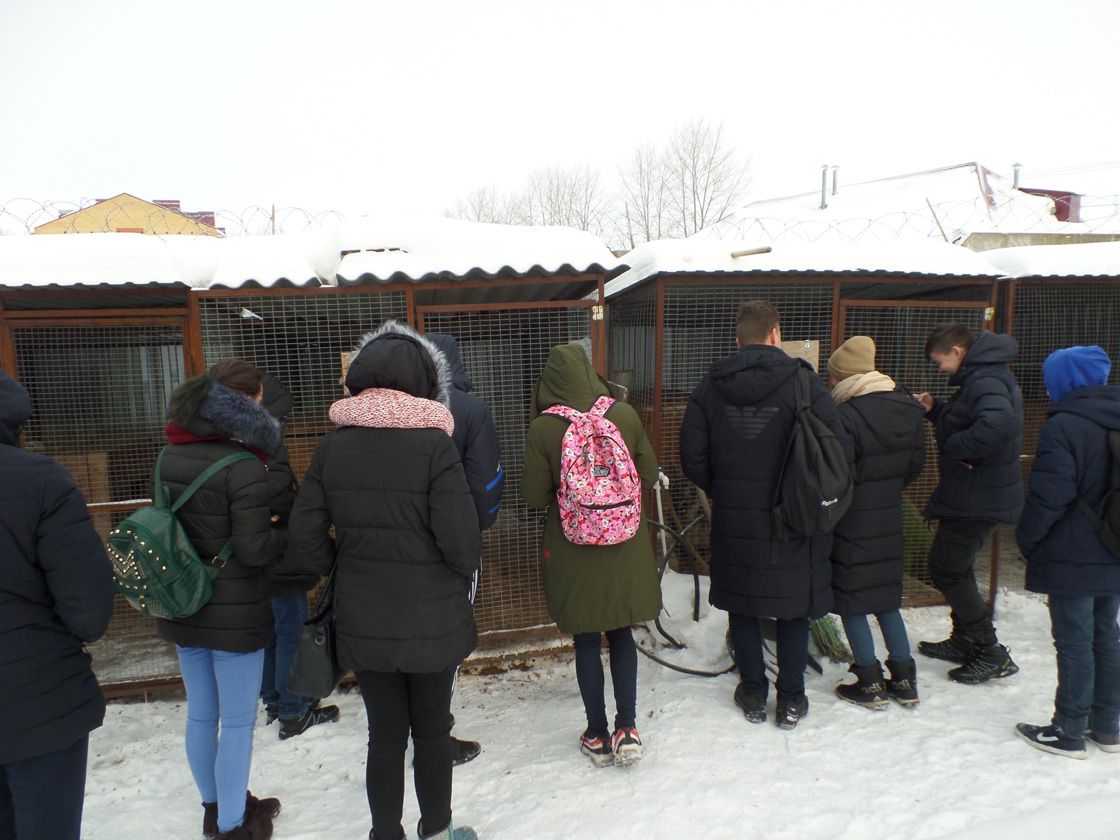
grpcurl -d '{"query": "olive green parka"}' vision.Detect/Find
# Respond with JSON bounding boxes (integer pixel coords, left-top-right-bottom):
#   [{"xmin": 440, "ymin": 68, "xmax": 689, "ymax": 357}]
[{"xmin": 522, "ymin": 345, "xmax": 662, "ymax": 634}]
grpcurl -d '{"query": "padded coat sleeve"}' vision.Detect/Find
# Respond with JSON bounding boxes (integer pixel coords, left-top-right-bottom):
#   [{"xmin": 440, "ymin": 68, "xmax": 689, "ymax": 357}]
[
  {"xmin": 226, "ymin": 457, "xmax": 284, "ymax": 569},
  {"xmin": 943, "ymin": 380, "xmax": 1016, "ymax": 463},
  {"xmin": 521, "ymin": 418, "xmax": 557, "ymax": 509},
  {"xmin": 463, "ymin": 403, "xmax": 504, "ymax": 531},
  {"xmin": 35, "ymin": 464, "xmax": 115, "ymax": 644},
  {"xmin": 285, "ymin": 436, "xmax": 337, "ymax": 577},
  {"xmin": 1016, "ymin": 419, "xmax": 1078, "ymax": 557},
  {"xmin": 428, "ymin": 434, "xmax": 483, "ymax": 579},
  {"xmin": 679, "ymin": 381, "xmax": 712, "ymax": 493}
]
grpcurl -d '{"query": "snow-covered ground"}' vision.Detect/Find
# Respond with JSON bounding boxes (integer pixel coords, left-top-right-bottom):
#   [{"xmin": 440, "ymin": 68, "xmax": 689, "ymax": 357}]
[{"xmin": 83, "ymin": 573, "xmax": 1120, "ymax": 840}]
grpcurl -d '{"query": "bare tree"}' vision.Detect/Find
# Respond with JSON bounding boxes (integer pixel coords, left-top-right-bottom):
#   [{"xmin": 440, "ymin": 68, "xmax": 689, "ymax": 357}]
[
  {"xmin": 665, "ymin": 119, "xmax": 749, "ymax": 237},
  {"xmin": 618, "ymin": 143, "xmax": 676, "ymax": 248},
  {"xmin": 449, "ymin": 186, "xmax": 516, "ymax": 224}
]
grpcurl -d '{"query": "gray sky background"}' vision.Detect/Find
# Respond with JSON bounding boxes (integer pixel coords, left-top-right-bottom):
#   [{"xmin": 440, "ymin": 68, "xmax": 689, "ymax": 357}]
[{"xmin": 2, "ymin": 0, "xmax": 1118, "ymax": 221}]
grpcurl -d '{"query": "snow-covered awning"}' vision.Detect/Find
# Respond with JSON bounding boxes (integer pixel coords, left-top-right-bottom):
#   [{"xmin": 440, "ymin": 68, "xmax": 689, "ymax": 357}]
[
  {"xmin": 0, "ymin": 231, "xmax": 332, "ymax": 290},
  {"xmin": 334, "ymin": 216, "xmax": 624, "ymax": 285},
  {"xmin": 982, "ymin": 240, "xmax": 1120, "ymax": 279},
  {"xmin": 605, "ymin": 239, "xmax": 1004, "ymax": 298}
]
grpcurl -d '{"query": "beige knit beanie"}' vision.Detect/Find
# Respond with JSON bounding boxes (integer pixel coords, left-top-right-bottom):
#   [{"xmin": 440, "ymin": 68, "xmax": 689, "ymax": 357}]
[{"xmin": 828, "ymin": 335, "xmax": 876, "ymax": 381}]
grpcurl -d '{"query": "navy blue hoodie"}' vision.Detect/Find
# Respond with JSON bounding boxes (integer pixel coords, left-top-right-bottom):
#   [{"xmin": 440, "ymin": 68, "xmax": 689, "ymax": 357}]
[{"xmin": 1019, "ymin": 346, "xmax": 1120, "ymax": 596}]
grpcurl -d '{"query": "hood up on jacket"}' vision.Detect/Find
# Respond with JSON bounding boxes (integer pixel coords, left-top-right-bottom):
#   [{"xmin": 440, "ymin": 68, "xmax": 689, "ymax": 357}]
[
  {"xmin": 0, "ymin": 370, "xmax": 33, "ymax": 448},
  {"xmin": 346, "ymin": 320, "xmax": 451, "ymax": 407},
  {"xmin": 1043, "ymin": 345, "xmax": 1112, "ymax": 405},
  {"xmin": 426, "ymin": 334, "xmax": 473, "ymax": 393},
  {"xmin": 531, "ymin": 344, "xmax": 609, "ymax": 417},
  {"xmin": 950, "ymin": 331, "xmax": 1017, "ymax": 385},
  {"xmin": 167, "ymin": 376, "xmax": 283, "ymax": 456},
  {"xmin": 709, "ymin": 344, "xmax": 801, "ymax": 407}
]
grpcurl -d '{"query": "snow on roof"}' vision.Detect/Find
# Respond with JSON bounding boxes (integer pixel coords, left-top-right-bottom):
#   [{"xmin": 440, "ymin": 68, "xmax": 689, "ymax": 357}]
[
  {"xmin": 697, "ymin": 162, "xmax": 1078, "ymax": 245},
  {"xmin": 604, "ymin": 238, "xmax": 1003, "ymax": 298},
  {"xmin": 982, "ymin": 240, "xmax": 1120, "ymax": 278},
  {"xmin": 333, "ymin": 215, "xmax": 623, "ymax": 284},
  {"xmin": 0, "ymin": 232, "xmax": 331, "ymax": 289}
]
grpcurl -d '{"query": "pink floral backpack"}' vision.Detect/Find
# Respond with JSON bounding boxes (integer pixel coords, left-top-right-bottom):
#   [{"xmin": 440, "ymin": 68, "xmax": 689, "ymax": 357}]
[{"xmin": 542, "ymin": 395, "xmax": 642, "ymax": 546}]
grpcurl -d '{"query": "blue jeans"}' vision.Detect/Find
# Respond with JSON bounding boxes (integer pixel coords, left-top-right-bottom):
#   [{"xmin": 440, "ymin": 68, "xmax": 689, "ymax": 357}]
[
  {"xmin": 842, "ymin": 611, "xmax": 913, "ymax": 668},
  {"xmin": 0, "ymin": 735, "xmax": 89, "ymax": 840},
  {"xmin": 1049, "ymin": 595, "xmax": 1120, "ymax": 737},
  {"xmin": 177, "ymin": 646, "xmax": 265, "ymax": 834},
  {"xmin": 261, "ymin": 595, "xmax": 311, "ymax": 720},
  {"xmin": 573, "ymin": 627, "xmax": 639, "ymax": 735},
  {"xmin": 729, "ymin": 613, "xmax": 810, "ymax": 699}
]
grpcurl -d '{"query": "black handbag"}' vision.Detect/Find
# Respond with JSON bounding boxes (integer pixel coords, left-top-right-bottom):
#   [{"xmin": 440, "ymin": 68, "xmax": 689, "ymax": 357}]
[{"xmin": 287, "ymin": 564, "xmax": 345, "ymax": 699}]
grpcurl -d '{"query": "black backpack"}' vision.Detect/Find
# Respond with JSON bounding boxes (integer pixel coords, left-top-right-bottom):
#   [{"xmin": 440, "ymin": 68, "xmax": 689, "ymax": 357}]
[
  {"xmin": 771, "ymin": 366, "xmax": 853, "ymax": 548},
  {"xmin": 1078, "ymin": 428, "xmax": 1120, "ymax": 558}
]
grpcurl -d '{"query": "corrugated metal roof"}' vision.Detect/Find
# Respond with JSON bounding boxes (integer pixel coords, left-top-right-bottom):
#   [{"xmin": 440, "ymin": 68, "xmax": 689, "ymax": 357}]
[{"xmin": 604, "ymin": 239, "xmax": 1005, "ymax": 298}]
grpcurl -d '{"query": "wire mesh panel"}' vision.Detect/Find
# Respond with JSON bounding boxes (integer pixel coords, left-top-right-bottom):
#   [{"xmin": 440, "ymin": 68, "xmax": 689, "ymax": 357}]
[
  {"xmin": 198, "ymin": 291, "xmax": 408, "ymax": 482},
  {"xmin": 607, "ymin": 286, "xmax": 657, "ymax": 433},
  {"xmin": 659, "ymin": 280, "xmax": 836, "ymax": 546},
  {"xmin": 419, "ymin": 304, "xmax": 594, "ymax": 633},
  {"xmin": 10, "ymin": 321, "xmax": 187, "ymax": 686},
  {"xmin": 840, "ymin": 302, "xmax": 993, "ymax": 605}
]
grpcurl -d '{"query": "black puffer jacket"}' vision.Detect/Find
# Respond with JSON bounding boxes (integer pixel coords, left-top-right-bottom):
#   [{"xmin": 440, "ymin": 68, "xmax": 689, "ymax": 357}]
[
  {"xmin": 427, "ymin": 334, "xmax": 504, "ymax": 531},
  {"xmin": 831, "ymin": 389, "xmax": 926, "ymax": 616},
  {"xmin": 155, "ymin": 377, "xmax": 285, "ymax": 653},
  {"xmin": 261, "ymin": 372, "xmax": 317, "ymax": 597},
  {"xmin": 680, "ymin": 345, "xmax": 852, "ymax": 620},
  {"xmin": 925, "ymin": 332, "xmax": 1024, "ymax": 523},
  {"xmin": 0, "ymin": 371, "xmax": 115, "ymax": 764},
  {"xmin": 287, "ymin": 321, "xmax": 481, "ymax": 673}
]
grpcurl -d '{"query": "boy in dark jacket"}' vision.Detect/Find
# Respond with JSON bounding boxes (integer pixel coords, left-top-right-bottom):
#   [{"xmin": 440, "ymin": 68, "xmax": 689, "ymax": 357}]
[
  {"xmin": 680, "ymin": 301, "xmax": 852, "ymax": 729},
  {"xmin": 827, "ymin": 337, "xmax": 926, "ymax": 709},
  {"xmin": 0, "ymin": 370, "xmax": 115, "ymax": 840},
  {"xmin": 1015, "ymin": 345, "xmax": 1120, "ymax": 759},
  {"xmin": 914, "ymin": 324, "xmax": 1022, "ymax": 684},
  {"xmin": 426, "ymin": 334, "xmax": 504, "ymax": 766},
  {"xmin": 258, "ymin": 372, "xmax": 340, "ymax": 740}
]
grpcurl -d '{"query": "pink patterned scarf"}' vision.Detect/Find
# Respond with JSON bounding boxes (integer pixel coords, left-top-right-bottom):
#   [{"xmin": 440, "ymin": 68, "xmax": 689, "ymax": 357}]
[{"xmin": 329, "ymin": 388, "xmax": 454, "ymax": 436}]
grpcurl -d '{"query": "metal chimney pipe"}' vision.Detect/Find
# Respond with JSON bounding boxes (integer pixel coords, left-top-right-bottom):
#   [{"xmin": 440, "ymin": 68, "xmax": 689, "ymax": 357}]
[
  {"xmin": 1013, "ymin": 162, "xmax": 1022, "ymax": 189},
  {"xmin": 831, "ymin": 165, "xmax": 839, "ymax": 196},
  {"xmin": 820, "ymin": 165, "xmax": 829, "ymax": 209}
]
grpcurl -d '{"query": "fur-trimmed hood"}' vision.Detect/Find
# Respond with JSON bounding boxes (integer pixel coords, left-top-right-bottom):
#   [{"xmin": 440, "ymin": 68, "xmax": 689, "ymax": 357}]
[
  {"xmin": 166, "ymin": 376, "xmax": 283, "ymax": 456},
  {"xmin": 345, "ymin": 320, "xmax": 451, "ymax": 407}
]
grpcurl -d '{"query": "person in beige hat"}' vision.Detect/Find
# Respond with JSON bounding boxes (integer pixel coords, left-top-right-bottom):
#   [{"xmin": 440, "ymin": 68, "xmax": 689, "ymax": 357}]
[{"xmin": 826, "ymin": 336, "xmax": 927, "ymax": 709}]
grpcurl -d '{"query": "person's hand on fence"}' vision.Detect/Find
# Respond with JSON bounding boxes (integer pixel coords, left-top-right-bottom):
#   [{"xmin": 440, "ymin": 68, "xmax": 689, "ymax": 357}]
[{"xmin": 657, "ymin": 468, "xmax": 670, "ymax": 490}]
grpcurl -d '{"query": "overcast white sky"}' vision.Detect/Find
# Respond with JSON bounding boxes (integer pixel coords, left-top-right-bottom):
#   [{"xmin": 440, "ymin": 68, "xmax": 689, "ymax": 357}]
[{"xmin": 2, "ymin": 0, "xmax": 1118, "ymax": 222}]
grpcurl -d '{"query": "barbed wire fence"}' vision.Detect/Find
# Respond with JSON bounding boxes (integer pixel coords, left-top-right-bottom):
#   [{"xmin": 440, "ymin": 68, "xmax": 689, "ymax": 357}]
[{"xmin": 3, "ymin": 194, "xmax": 1120, "ymax": 248}]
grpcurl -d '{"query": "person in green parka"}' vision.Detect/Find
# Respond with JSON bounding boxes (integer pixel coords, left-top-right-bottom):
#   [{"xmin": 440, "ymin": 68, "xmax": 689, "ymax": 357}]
[{"xmin": 522, "ymin": 344, "xmax": 662, "ymax": 768}]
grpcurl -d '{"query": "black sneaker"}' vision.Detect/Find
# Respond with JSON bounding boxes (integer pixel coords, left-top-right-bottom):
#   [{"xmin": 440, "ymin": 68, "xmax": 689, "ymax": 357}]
[
  {"xmin": 1015, "ymin": 723, "xmax": 1088, "ymax": 760},
  {"xmin": 917, "ymin": 635, "xmax": 974, "ymax": 664},
  {"xmin": 733, "ymin": 684, "xmax": 767, "ymax": 724},
  {"xmin": 1084, "ymin": 729, "xmax": 1120, "ymax": 753},
  {"xmin": 264, "ymin": 703, "xmax": 279, "ymax": 726},
  {"xmin": 279, "ymin": 704, "xmax": 340, "ymax": 740},
  {"xmin": 948, "ymin": 644, "xmax": 1019, "ymax": 685},
  {"xmin": 775, "ymin": 695, "xmax": 809, "ymax": 730},
  {"xmin": 451, "ymin": 736, "xmax": 482, "ymax": 766}
]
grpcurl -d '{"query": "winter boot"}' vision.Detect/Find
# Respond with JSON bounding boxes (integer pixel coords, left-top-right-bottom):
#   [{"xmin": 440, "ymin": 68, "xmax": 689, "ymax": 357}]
[
  {"xmin": 451, "ymin": 736, "xmax": 482, "ymax": 766},
  {"xmin": 775, "ymin": 694, "xmax": 809, "ymax": 730},
  {"xmin": 1085, "ymin": 729, "xmax": 1120, "ymax": 753},
  {"xmin": 579, "ymin": 729, "xmax": 614, "ymax": 767},
  {"xmin": 417, "ymin": 819, "xmax": 479, "ymax": 840},
  {"xmin": 278, "ymin": 703, "xmax": 340, "ymax": 740},
  {"xmin": 733, "ymin": 683, "xmax": 767, "ymax": 724},
  {"xmin": 611, "ymin": 727, "xmax": 643, "ymax": 766},
  {"xmin": 212, "ymin": 809, "xmax": 274, "ymax": 840},
  {"xmin": 835, "ymin": 661, "xmax": 889, "ymax": 710},
  {"xmin": 948, "ymin": 644, "xmax": 1019, "ymax": 684},
  {"xmin": 1015, "ymin": 723, "xmax": 1088, "ymax": 760},
  {"xmin": 884, "ymin": 658, "xmax": 920, "ymax": 706},
  {"xmin": 917, "ymin": 634, "xmax": 974, "ymax": 664},
  {"xmin": 204, "ymin": 792, "xmax": 282, "ymax": 839}
]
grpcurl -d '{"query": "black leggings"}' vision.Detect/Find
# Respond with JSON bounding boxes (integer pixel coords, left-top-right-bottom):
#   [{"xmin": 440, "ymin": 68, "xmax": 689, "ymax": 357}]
[
  {"xmin": 573, "ymin": 627, "xmax": 638, "ymax": 736},
  {"xmin": 355, "ymin": 669, "xmax": 455, "ymax": 840}
]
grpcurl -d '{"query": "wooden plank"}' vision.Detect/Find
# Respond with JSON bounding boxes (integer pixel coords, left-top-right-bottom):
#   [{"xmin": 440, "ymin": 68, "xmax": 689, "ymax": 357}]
[{"xmin": 1, "ymin": 307, "xmax": 188, "ymax": 320}]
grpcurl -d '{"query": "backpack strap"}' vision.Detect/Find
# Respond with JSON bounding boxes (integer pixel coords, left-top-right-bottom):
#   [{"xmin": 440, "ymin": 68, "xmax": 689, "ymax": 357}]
[
  {"xmin": 542, "ymin": 404, "xmax": 583, "ymax": 423},
  {"xmin": 589, "ymin": 396, "xmax": 615, "ymax": 417},
  {"xmin": 160, "ymin": 451, "xmax": 259, "ymax": 566}
]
